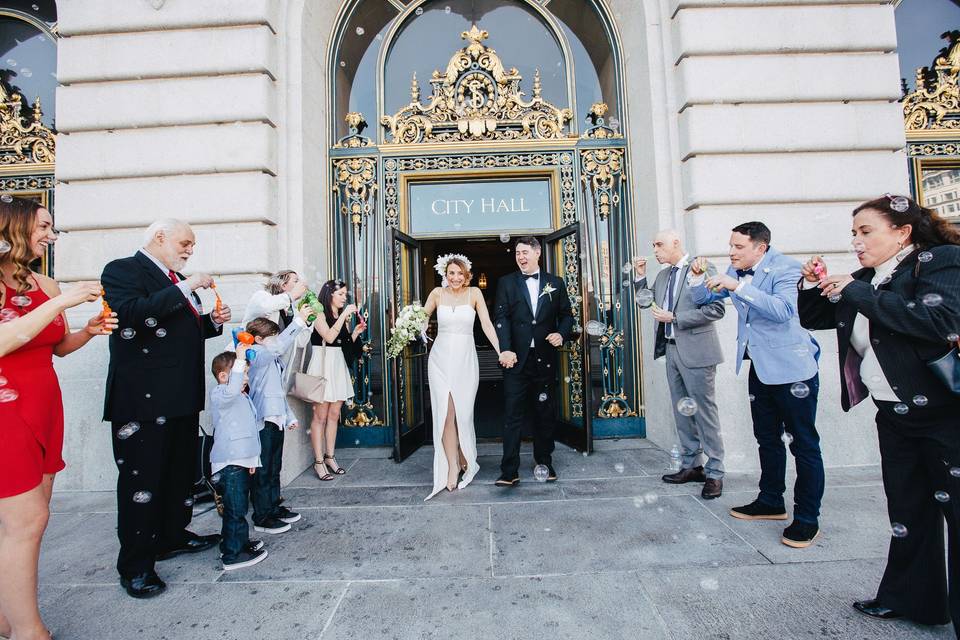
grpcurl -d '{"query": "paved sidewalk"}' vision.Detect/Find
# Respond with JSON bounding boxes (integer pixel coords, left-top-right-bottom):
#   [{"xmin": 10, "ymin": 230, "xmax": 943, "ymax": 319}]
[{"xmin": 42, "ymin": 440, "xmax": 953, "ymax": 639}]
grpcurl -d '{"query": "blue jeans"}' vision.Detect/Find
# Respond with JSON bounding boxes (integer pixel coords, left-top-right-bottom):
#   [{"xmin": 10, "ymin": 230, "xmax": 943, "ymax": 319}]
[
  {"xmin": 216, "ymin": 464, "xmax": 251, "ymax": 562},
  {"xmin": 251, "ymin": 422, "xmax": 283, "ymax": 525},
  {"xmin": 747, "ymin": 368, "xmax": 824, "ymax": 525}
]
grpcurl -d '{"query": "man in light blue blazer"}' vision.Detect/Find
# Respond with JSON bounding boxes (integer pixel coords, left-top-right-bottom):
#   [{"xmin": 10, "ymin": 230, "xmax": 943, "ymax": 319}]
[{"xmin": 689, "ymin": 221, "xmax": 824, "ymax": 549}]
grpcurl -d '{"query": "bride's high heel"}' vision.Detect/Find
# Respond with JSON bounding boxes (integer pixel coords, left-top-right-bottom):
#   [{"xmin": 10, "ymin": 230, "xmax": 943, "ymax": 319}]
[{"xmin": 314, "ymin": 460, "xmax": 334, "ymax": 481}]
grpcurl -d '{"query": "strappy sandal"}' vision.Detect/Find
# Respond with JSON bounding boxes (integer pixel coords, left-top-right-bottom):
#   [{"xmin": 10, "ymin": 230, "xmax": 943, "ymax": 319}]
[
  {"xmin": 323, "ymin": 454, "xmax": 346, "ymax": 475},
  {"xmin": 314, "ymin": 460, "xmax": 334, "ymax": 481}
]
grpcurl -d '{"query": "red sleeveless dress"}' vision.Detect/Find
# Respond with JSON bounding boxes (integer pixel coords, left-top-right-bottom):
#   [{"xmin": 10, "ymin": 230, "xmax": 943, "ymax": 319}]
[{"xmin": 0, "ymin": 278, "xmax": 67, "ymax": 498}]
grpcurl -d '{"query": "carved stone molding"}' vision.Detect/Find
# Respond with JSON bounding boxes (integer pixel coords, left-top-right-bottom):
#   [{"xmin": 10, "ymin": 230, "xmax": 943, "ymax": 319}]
[
  {"xmin": 380, "ymin": 25, "xmax": 573, "ymax": 144},
  {"xmin": 0, "ymin": 84, "xmax": 55, "ymax": 166}
]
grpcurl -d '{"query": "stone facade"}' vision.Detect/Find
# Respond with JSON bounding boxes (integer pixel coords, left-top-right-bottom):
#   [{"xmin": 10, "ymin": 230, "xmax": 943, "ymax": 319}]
[{"xmin": 50, "ymin": 0, "xmax": 906, "ymax": 490}]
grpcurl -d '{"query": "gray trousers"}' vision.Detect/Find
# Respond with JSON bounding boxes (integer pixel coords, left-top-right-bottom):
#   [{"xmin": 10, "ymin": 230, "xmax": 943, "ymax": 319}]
[{"xmin": 665, "ymin": 343, "xmax": 725, "ymax": 479}]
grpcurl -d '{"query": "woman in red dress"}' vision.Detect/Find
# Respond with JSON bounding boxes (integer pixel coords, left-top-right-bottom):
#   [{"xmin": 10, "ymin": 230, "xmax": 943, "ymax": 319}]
[{"xmin": 0, "ymin": 196, "xmax": 116, "ymax": 640}]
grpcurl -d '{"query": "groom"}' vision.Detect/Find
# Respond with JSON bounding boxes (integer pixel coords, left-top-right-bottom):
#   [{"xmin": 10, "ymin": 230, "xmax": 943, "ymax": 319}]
[{"xmin": 494, "ymin": 236, "xmax": 575, "ymax": 486}]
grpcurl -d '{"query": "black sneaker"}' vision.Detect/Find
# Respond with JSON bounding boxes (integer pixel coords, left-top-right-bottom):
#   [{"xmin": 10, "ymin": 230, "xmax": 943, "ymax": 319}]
[
  {"xmin": 253, "ymin": 518, "xmax": 291, "ymax": 534},
  {"xmin": 729, "ymin": 499, "xmax": 788, "ymax": 521},
  {"xmin": 245, "ymin": 539, "xmax": 264, "ymax": 553},
  {"xmin": 222, "ymin": 547, "xmax": 268, "ymax": 571},
  {"xmin": 495, "ymin": 475, "xmax": 520, "ymax": 487},
  {"xmin": 781, "ymin": 520, "xmax": 821, "ymax": 548},
  {"xmin": 275, "ymin": 506, "xmax": 302, "ymax": 524},
  {"xmin": 544, "ymin": 465, "xmax": 558, "ymax": 482}
]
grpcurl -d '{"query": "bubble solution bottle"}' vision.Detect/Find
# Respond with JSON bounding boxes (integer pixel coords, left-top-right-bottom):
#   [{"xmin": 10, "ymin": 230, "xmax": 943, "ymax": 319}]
[
  {"xmin": 669, "ymin": 444, "xmax": 682, "ymax": 472},
  {"xmin": 297, "ymin": 290, "xmax": 325, "ymax": 324}
]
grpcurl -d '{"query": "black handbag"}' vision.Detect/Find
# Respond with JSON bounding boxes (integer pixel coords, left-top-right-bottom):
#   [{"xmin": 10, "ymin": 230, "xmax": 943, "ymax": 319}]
[{"xmin": 928, "ymin": 340, "xmax": 960, "ymax": 395}]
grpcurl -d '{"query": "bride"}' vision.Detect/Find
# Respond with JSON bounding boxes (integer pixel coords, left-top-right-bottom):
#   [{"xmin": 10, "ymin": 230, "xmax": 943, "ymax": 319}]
[{"xmin": 422, "ymin": 253, "xmax": 501, "ymax": 500}]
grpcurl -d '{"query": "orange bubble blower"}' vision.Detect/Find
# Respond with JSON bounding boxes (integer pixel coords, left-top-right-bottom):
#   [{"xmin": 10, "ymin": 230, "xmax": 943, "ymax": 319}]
[
  {"xmin": 212, "ymin": 281, "xmax": 223, "ymax": 314},
  {"xmin": 100, "ymin": 289, "xmax": 113, "ymax": 334}
]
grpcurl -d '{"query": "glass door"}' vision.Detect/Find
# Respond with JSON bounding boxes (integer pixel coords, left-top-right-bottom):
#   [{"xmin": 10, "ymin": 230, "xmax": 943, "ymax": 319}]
[
  {"xmin": 389, "ymin": 228, "xmax": 429, "ymax": 461},
  {"xmin": 543, "ymin": 223, "xmax": 592, "ymax": 453}
]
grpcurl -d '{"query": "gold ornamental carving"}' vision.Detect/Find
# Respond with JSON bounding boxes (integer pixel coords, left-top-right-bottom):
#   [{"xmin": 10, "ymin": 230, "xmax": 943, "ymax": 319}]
[
  {"xmin": 0, "ymin": 84, "xmax": 55, "ymax": 166},
  {"xmin": 903, "ymin": 30, "xmax": 960, "ymax": 132},
  {"xmin": 580, "ymin": 147, "xmax": 623, "ymax": 221},
  {"xmin": 380, "ymin": 25, "xmax": 573, "ymax": 144}
]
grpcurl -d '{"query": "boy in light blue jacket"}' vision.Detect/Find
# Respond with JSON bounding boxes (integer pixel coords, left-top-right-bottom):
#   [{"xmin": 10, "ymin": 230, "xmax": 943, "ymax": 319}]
[
  {"xmin": 245, "ymin": 309, "xmax": 311, "ymax": 533},
  {"xmin": 209, "ymin": 345, "xmax": 273, "ymax": 570}
]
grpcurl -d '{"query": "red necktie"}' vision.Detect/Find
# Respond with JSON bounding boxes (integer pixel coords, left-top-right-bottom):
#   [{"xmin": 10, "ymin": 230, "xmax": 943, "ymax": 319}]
[{"xmin": 168, "ymin": 270, "xmax": 200, "ymax": 319}]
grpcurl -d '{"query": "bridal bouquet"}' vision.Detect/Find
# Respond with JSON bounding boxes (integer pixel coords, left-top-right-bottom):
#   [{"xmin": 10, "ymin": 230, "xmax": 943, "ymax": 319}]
[{"xmin": 386, "ymin": 302, "xmax": 429, "ymax": 359}]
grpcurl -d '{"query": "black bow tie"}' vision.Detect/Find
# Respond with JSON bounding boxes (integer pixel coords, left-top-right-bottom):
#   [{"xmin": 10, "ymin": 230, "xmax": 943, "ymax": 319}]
[
  {"xmin": 735, "ymin": 268, "xmax": 755, "ymax": 278},
  {"xmin": 522, "ymin": 272, "xmax": 539, "ymax": 280}
]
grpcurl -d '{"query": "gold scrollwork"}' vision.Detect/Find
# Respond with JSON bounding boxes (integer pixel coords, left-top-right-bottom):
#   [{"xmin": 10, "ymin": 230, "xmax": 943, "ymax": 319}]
[
  {"xmin": 332, "ymin": 156, "xmax": 378, "ymax": 230},
  {"xmin": 580, "ymin": 148, "xmax": 623, "ymax": 221},
  {"xmin": 903, "ymin": 30, "xmax": 960, "ymax": 132},
  {"xmin": 380, "ymin": 25, "xmax": 573, "ymax": 144},
  {"xmin": 581, "ymin": 102, "xmax": 622, "ymax": 140},
  {"xmin": 596, "ymin": 324, "xmax": 636, "ymax": 419},
  {"xmin": 0, "ymin": 84, "xmax": 55, "ymax": 166},
  {"xmin": 334, "ymin": 112, "xmax": 375, "ymax": 148}
]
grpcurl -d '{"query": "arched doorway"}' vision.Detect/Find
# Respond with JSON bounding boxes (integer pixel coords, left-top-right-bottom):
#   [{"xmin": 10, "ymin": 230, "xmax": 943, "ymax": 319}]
[
  {"xmin": 0, "ymin": 0, "xmax": 57, "ymax": 274},
  {"xmin": 326, "ymin": 0, "xmax": 643, "ymax": 461}
]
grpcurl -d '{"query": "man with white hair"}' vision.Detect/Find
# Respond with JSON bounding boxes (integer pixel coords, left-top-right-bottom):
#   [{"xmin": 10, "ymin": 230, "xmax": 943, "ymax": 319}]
[
  {"xmin": 101, "ymin": 219, "xmax": 231, "ymax": 598},
  {"xmin": 634, "ymin": 230, "xmax": 727, "ymax": 499}
]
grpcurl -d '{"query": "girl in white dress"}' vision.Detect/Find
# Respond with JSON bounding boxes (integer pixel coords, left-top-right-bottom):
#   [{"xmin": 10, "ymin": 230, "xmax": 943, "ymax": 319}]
[{"xmin": 422, "ymin": 255, "xmax": 501, "ymax": 500}]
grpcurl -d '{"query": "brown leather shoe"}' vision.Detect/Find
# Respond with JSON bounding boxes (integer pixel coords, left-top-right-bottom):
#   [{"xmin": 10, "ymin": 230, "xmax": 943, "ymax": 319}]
[
  {"xmin": 661, "ymin": 466, "xmax": 706, "ymax": 484},
  {"xmin": 701, "ymin": 478, "xmax": 723, "ymax": 499}
]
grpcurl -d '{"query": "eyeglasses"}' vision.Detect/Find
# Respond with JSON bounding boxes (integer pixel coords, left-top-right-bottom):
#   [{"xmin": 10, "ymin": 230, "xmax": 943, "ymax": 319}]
[{"xmin": 883, "ymin": 193, "xmax": 911, "ymax": 213}]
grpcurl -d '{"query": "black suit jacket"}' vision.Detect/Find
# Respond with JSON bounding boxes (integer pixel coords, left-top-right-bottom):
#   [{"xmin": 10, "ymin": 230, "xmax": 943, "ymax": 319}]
[
  {"xmin": 493, "ymin": 270, "xmax": 576, "ymax": 370},
  {"xmin": 798, "ymin": 244, "xmax": 960, "ymax": 411},
  {"xmin": 101, "ymin": 252, "xmax": 222, "ymax": 422}
]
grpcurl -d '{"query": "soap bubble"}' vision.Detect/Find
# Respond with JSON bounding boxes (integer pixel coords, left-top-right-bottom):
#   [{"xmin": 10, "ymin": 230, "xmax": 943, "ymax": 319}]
[
  {"xmin": 0, "ymin": 240, "xmax": 10, "ymax": 253},
  {"xmin": 951, "ymin": 467, "xmax": 960, "ymax": 478},
  {"xmin": 184, "ymin": 498, "xmax": 194, "ymax": 507},
  {"xmin": 621, "ymin": 279, "xmax": 631, "ymax": 288},
  {"xmin": 116, "ymin": 458, "xmax": 124, "ymax": 465},
  {"xmin": 117, "ymin": 422, "xmax": 140, "ymax": 439},
  {"xmin": 827, "ymin": 294, "xmax": 841, "ymax": 304},
  {"xmin": 585, "ymin": 320, "xmax": 606, "ymax": 336},
  {"xmin": 564, "ymin": 376, "xmax": 571, "ymax": 383},
  {"xmin": 935, "ymin": 491, "xmax": 950, "ymax": 503},
  {"xmin": 145, "ymin": 393, "xmax": 151, "ymax": 399},
  {"xmin": 635, "ymin": 289, "xmax": 654, "ymax": 308},
  {"xmin": 893, "ymin": 403, "xmax": 909, "ymax": 415},
  {"xmin": 339, "ymin": 60, "xmax": 346, "ymax": 67},
  {"xmin": 155, "ymin": 328, "xmax": 167, "ymax": 338},
  {"xmin": 748, "ymin": 394, "xmax": 755, "ymax": 402},
  {"xmin": 676, "ymin": 397, "xmax": 698, "ymax": 416},
  {"xmin": 20, "ymin": 68, "xmax": 31, "ymax": 78},
  {"xmin": 499, "ymin": 233, "xmax": 510, "ymax": 243},
  {"xmin": 922, "ymin": 293, "xmax": 943, "ymax": 307},
  {"xmin": 145, "ymin": 317, "xmax": 157, "ymax": 327},
  {"xmin": 444, "ymin": 5, "xmax": 451, "ymax": 13},
  {"xmin": 781, "ymin": 432, "xmax": 794, "ymax": 446},
  {"xmin": 0, "ymin": 388, "xmax": 18, "ymax": 402},
  {"xmin": 700, "ymin": 577, "xmax": 719, "ymax": 591},
  {"xmin": 156, "ymin": 416, "xmax": 166, "ymax": 425},
  {"xmin": 918, "ymin": 251, "xmax": 933, "ymax": 263},
  {"xmin": 354, "ymin": 439, "xmax": 360, "ymax": 445},
  {"xmin": 132, "ymin": 491, "xmax": 152, "ymax": 504},
  {"xmin": 912, "ymin": 395, "xmax": 928, "ymax": 407},
  {"xmin": 789, "ymin": 382, "xmax": 810, "ymax": 398},
  {"xmin": 10, "ymin": 295, "xmax": 31, "ymax": 307},
  {"xmin": 355, "ymin": 26, "xmax": 365, "ymax": 35},
  {"xmin": 614, "ymin": 463, "xmax": 625, "ymax": 473},
  {"xmin": 533, "ymin": 464, "xmax": 549, "ymax": 482},
  {"xmin": 415, "ymin": 7, "xmax": 423, "ymax": 15},
  {"xmin": 121, "ymin": 328, "xmax": 136, "ymax": 339},
  {"xmin": 947, "ymin": 333, "xmax": 959, "ymax": 342},
  {"xmin": 538, "ymin": 392, "xmax": 548, "ymax": 402},
  {"xmin": 621, "ymin": 262, "xmax": 634, "ymax": 274},
  {"xmin": 131, "ymin": 470, "xmax": 139, "ymax": 476},
  {"xmin": 0, "ymin": 308, "xmax": 18, "ymax": 321},
  {"xmin": 891, "ymin": 522, "xmax": 908, "ymax": 538},
  {"xmin": 906, "ymin": 302, "xmax": 916, "ymax": 309},
  {"xmin": 211, "ymin": 473, "xmax": 221, "ymax": 484}
]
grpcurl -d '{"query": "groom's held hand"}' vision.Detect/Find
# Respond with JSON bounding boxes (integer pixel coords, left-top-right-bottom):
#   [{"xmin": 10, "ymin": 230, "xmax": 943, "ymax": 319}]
[
  {"xmin": 546, "ymin": 333, "xmax": 563, "ymax": 347},
  {"xmin": 499, "ymin": 351, "xmax": 517, "ymax": 368}
]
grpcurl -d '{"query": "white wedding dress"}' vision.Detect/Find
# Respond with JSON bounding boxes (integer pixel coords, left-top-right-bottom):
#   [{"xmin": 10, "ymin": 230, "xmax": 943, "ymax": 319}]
[{"xmin": 424, "ymin": 302, "xmax": 480, "ymax": 500}]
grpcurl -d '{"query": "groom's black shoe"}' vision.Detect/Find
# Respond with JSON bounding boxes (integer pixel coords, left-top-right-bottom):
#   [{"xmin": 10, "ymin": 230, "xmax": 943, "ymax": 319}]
[
  {"xmin": 495, "ymin": 475, "xmax": 520, "ymax": 487},
  {"xmin": 545, "ymin": 465, "xmax": 558, "ymax": 482}
]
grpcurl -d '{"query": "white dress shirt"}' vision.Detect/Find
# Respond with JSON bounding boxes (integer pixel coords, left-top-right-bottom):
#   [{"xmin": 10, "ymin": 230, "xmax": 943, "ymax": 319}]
[
  {"xmin": 524, "ymin": 270, "xmax": 540, "ymax": 347},
  {"xmin": 802, "ymin": 245, "xmax": 912, "ymax": 402}
]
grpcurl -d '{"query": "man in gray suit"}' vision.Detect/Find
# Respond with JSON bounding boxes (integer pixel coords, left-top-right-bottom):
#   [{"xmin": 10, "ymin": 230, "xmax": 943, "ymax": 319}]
[{"xmin": 634, "ymin": 230, "xmax": 726, "ymax": 498}]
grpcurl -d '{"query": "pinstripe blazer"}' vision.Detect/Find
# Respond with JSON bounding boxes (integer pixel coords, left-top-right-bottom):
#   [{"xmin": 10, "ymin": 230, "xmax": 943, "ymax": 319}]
[{"xmin": 798, "ymin": 244, "xmax": 960, "ymax": 411}]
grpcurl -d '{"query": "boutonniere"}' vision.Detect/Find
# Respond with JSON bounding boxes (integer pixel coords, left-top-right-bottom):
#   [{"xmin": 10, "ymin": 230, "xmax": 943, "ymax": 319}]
[{"xmin": 539, "ymin": 283, "xmax": 556, "ymax": 300}]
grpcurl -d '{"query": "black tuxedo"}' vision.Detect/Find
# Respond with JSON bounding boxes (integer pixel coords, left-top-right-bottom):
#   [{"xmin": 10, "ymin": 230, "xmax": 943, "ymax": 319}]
[
  {"xmin": 101, "ymin": 251, "xmax": 223, "ymax": 578},
  {"xmin": 799, "ymin": 244, "xmax": 960, "ymax": 627},
  {"xmin": 494, "ymin": 270, "xmax": 575, "ymax": 477}
]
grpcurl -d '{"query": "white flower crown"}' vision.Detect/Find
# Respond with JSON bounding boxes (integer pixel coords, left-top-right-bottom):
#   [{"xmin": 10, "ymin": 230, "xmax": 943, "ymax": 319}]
[{"xmin": 434, "ymin": 253, "xmax": 472, "ymax": 283}]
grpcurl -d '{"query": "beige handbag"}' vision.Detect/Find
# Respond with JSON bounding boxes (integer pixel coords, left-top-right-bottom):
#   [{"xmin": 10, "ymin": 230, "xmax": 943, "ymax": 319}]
[{"xmin": 287, "ymin": 342, "xmax": 327, "ymax": 403}]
